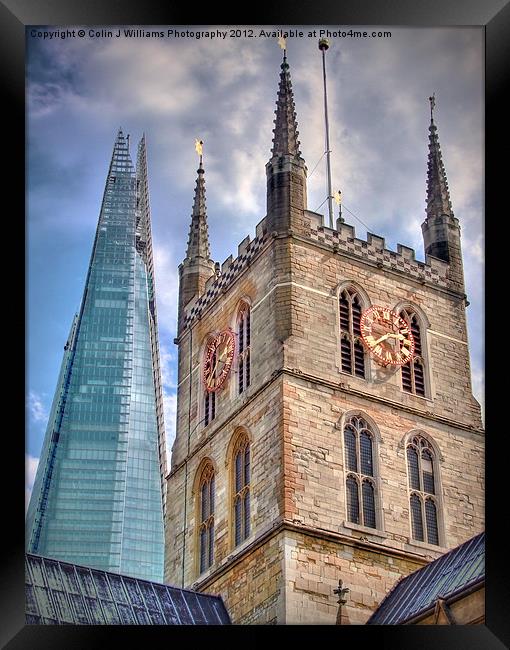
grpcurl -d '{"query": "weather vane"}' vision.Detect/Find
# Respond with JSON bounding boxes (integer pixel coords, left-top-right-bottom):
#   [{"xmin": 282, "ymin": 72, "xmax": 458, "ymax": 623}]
[
  {"xmin": 429, "ymin": 93, "xmax": 436, "ymax": 122},
  {"xmin": 195, "ymin": 138, "xmax": 204, "ymax": 165},
  {"xmin": 278, "ymin": 35, "xmax": 287, "ymax": 51},
  {"xmin": 334, "ymin": 189, "xmax": 343, "ymax": 223}
]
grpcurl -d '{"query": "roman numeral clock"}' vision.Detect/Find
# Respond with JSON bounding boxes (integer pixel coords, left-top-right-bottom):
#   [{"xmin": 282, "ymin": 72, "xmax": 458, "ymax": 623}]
[
  {"xmin": 360, "ymin": 306, "xmax": 415, "ymax": 367},
  {"xmin": 203, "ymin": 329, "xmax": 236, "ymax": 392}
]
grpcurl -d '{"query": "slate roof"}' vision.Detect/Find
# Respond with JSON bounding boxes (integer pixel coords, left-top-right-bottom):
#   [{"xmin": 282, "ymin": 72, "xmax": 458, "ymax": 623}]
[
  {"xmin": 25, "ymin": 553, "xmax": 231, "ymax": 625},
  {"xmin": 367, "ymin": 532, "xmax": 485, "ymax": 625}
]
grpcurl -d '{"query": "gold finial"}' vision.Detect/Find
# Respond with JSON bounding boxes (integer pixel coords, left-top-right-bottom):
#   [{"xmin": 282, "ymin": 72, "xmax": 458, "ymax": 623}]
[
  {"xmin": 195, "ymin": 138, "xmax": 204, "ymax": 166},
  {"xmin": 334, "ymin": 189, "xmax": 344, "ymax": 223},
  {"xmin": 278, "ymin": 35, "xmax": 286, "ymax": 51},
  {"xmin": 429, "ymin": 93, "xmax": 436, "ymax": 121}
]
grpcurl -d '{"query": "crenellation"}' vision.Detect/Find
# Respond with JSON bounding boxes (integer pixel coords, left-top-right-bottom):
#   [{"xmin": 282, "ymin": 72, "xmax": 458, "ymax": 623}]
[
  {"xmin": 238, "ymin": 235, "xmax": 251, "ymax": 257},
  {"xmin": 368, "ymin": 233, "xmax": 386, "ymax": 250},
  {"xmin": 305, "ymin": 210, "xmax": 324, "ymax": 228},
  {"xmin": 309, "ymin": 220, "xmax": 449, "ymax": 288},
  {"xmin": 221, "ymin": 254, "xmax": 234, "ymax": 275},
  {"xmin": 336, "ymin": 221, "xmax": 356, "ymax": 239},
  {"xmin": 426, "ymin": 253, "xmax": 449, "ymax": 275},
  {"xmin": 397, "ymin": 243, "xmax": 415, "ymax": 260},
  {"xmin": 255, "ymin": 216, "xmax": 267, "ymax": 238},
  {"xmin": 183, "ymin": 230, "xmax": 270, "ymax": 326}
]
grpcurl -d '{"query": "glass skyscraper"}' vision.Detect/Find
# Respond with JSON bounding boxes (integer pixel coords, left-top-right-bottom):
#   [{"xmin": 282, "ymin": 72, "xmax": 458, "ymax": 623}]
[{"xmin": 26, "ymin": 130, "xmax": 167, "ymax": 582}]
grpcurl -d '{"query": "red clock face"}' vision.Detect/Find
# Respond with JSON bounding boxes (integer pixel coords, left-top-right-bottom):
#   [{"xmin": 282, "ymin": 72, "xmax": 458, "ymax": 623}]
[
  {"xmin": 203, "ymin": 329, "xmax": 235, "ymax": 392},
  {"xmin": 360, "ymin": 306, "xmax": 415, "ymax": 367}
]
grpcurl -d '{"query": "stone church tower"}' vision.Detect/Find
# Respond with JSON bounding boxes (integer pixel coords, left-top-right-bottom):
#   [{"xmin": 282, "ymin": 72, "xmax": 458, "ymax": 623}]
[{"xmin": 164, "ymin": 51, "xmax": 484, "ymax": 625}]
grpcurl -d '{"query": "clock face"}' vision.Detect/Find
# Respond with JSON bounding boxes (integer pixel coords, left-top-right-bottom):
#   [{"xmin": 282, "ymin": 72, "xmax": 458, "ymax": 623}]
[
  {"xmin": 360, "ymin": 306, "xmax": 415, "ymax": 367},
  {"xmin": 203, "ymin": 329, "xmax": 236, "ymax": 392}
]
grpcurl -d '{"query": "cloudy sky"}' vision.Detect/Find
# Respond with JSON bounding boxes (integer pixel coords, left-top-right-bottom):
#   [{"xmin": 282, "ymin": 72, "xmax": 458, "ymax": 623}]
[{"xmin": 26, "ymin": 25, "xmax": 484, "ymax": 507}]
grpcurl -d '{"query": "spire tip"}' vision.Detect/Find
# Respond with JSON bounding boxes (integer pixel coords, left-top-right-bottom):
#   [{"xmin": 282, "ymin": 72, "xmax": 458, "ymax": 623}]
[{"xmin": 429, "ymin": 93, "xmax": 436, "ymax": 123}]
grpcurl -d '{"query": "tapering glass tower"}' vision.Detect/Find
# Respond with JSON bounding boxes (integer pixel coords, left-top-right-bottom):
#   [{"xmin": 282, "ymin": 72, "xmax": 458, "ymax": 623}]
[{"xmin": 26, "ymin": 130, "xmax": 166, "ymax": 582}]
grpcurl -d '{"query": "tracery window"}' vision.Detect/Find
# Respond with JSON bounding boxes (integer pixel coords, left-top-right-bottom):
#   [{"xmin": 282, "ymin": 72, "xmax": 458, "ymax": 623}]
[
  {"xmin": 232, "ymin": 433, "xmax": 251, "ymax": 546},
  {"xmin": 343, "ymin": 415, "xmax": 377, "ymax": 529},
  {"xmin": 406, "ymin": 435, "xmax": 440, "ymax": 546},
  {"xmin": 198, "ymin": 463, "xmax": 215, "ymax": 574},
  {"xmin": 237, "ymin": 304, "xmax": 251, "ymax": 394},
  {"xmin": 339, "ymin": 288, "xmax": 366, "ymax": 378},
  {"xmin": 400, "ymin": 308, "xmax": 426, "ymax": 396}
]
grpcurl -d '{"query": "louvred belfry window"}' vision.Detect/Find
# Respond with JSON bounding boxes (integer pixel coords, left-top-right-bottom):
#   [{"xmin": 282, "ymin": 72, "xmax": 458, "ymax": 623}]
[
  {"xmin": 339, "ymin": 289, "xmax": 366, "ymax": 378},
  {"xmin": 237, "ymin": 304, "xmax": 251, "ymax": 394},
  {"xmin": 198, "ymin": 463, "xmax": 215, "ymax": 574},
  {"xmin": 406, "ymin": 435, "xmax": 440, "ymax": 546},
  {"xmin": 204, "ymin": 380, "xmax": 216, "ymax": 427},
  {"xmin": 232, "ymin": 434, "xmax": 251, "ymax": 547},
  {"xmin": 204, "ymin": 345, "xmax": 216, "ymax": 426},
  {"xmin": 343, "ymin": 415, "xmax": 377, "ymax": 529},
  {"xmin": 400, "ymin": 309, "xmax": 426, "ymax": 396}
]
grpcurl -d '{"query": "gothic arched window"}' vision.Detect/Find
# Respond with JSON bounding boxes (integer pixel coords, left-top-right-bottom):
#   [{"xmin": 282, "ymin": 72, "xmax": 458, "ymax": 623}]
[
  {"xmin": 400, "ymin": 309, "xmax": 426, "ymax": 396},
  {"xmin": 198, "ymin": 463, "xmax": 215, "ymax": 573},
  {"xmin": 406, "ymin": 435, "xmax": 440, "ymax": 546},
  {"xmin": 232, "ymin": 433, "xmax": 251, "ymax": 546},
  {"xmin": 339, "ymin": 288, "xmax": 366, "ymax": 378},
  {"xmin": 343, "ymin": 415, "xmax": 377, "ymax": 529},
  {"xmin": 237, "ymin": 304, "xmax": 251, "ymax": 394}
]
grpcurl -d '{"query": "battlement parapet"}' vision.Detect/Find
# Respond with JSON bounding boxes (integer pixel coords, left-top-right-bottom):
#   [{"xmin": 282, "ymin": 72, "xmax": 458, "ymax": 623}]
[
  {"xmin": 183, "ymin": 217, "xmax": 270, "ymax": 327},
  {"xmin": 182, "ymin": 213, "xmax": 451, "ymax": 329},
  {"xmin": 309, "ymin": 219, "xmax": 449, "ymax": 288}
]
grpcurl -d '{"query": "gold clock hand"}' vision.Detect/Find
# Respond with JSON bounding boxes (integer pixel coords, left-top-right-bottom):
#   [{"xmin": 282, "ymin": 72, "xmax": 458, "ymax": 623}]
[
  {"xmin": 208, "ymin": 357, "xmax": 220, "ymax": 385},
  {"xmin": 372, "ymin": 332, "xmax": 390, "ymax": 346},
  {"xmin": 386, "ymin": 332, "xmax": 406, "ymax": 341}
]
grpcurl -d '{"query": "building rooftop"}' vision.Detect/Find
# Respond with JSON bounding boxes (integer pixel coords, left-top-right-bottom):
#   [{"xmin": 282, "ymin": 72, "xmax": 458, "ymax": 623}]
[
  {"xmin": 25, "ymin": 553, "xmax": 231, "ymax": 625},
  {"xmin": 367, "ymin": 532, "xmax": 484, "ymax": 625}
]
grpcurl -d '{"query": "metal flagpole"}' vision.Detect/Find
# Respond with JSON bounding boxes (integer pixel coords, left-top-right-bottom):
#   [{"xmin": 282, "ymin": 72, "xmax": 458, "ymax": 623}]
[{"xmin": 319, "ymin": 38, "xmax": 334, "ymax": 229}]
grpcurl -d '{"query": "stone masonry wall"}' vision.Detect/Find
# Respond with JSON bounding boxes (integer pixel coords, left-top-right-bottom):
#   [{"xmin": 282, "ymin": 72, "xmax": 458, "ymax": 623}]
[
  {"xmin": 281, "ymin": 375, "xmax": 484, "ymax": 557},
  {"xmin": 196, "ymin": 532, "xmax": 286, "ymax": 625},
  {"xmin": 164, "ymin": 376, "xmax": 283, "ymax": 590},
  {"xmin": 282, "ymin": 528, "xmax": 425, "ymax": 625},
  {"xmin": 166, "ymin": 214, "xmax": 484, "ymax": 624},
  {"xmin": 284, "ymin": 236, "xmax": 483, "ymax": 430}
]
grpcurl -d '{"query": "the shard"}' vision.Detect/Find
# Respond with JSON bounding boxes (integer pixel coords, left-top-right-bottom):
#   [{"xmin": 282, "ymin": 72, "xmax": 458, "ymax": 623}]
[{"xmin": 26, "ymin": 130, "xmax": 167, "ymax": 582}]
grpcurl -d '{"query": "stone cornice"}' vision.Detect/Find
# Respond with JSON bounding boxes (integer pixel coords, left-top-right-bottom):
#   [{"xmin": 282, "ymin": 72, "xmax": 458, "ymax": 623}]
[{"xmin": 192, "ymin": 519, "xmax": 430, "ymax": 593}]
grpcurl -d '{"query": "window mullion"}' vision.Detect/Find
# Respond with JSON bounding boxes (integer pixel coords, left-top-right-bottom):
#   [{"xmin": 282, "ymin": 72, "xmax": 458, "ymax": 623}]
[
  {"xmin": 347, "ymin": 298, "xmax": 353, "ymax": 374},
  {"xmin": 421, "ymin": 496, "xmax": 427, "ymax": 544},
  {"xmin": 355, "ymin": 424, "xmax": 365, "ymax": 524},
  {"xmin": 417, "ymin": 446, "xmax": 423, "ymax": 492}
]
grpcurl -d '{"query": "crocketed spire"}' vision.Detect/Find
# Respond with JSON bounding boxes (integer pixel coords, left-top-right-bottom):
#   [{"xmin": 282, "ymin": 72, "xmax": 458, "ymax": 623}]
[
  {"xmin": 271, "ymin": 51, "xmax": 302, "ymax": 158},
  {"xmin": 426, "ymin": 95, "xmax": 454, "ymax": 220},
  {"xmin": 186, "ymin": 157, "xmax": 211, "ymax": 261}
]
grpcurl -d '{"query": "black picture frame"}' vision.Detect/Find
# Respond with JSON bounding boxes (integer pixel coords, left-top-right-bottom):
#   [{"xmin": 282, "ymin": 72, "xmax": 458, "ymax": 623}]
[{"xmin": 7, "ymin": 0, "xmax": 507, "ymax": 646}]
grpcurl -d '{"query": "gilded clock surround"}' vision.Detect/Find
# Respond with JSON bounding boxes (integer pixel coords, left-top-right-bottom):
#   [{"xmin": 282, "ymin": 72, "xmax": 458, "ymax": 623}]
[
  {"xmin": 360, "ymin": 305, "xmax": 415, "ymax": 367},
  {"xmin": 203, "ymin": 329, "xmax": 236, "ymax": 392}
]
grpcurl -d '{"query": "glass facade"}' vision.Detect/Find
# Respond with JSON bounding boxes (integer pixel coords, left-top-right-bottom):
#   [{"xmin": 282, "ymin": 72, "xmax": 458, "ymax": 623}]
[{"xmin": 26, "ymin": 130, "xmax": 166, "ymax": 582}]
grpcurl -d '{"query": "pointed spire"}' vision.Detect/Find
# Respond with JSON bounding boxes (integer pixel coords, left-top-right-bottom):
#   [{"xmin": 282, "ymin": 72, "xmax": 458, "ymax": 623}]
[
  {"xmin": 185, "ymin": 141, "xmax": 211, "ymax": 261},
  {"xmin": 421, "ymin": 96, "xmax": 464, "ymax": 293},
  {"xmin": 271, "ymin": 49, "xmax": 302, "ymax": 158},
  {"xmin": 426, "ymin": 95, "xmax": 454, "ymax": 220}
]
